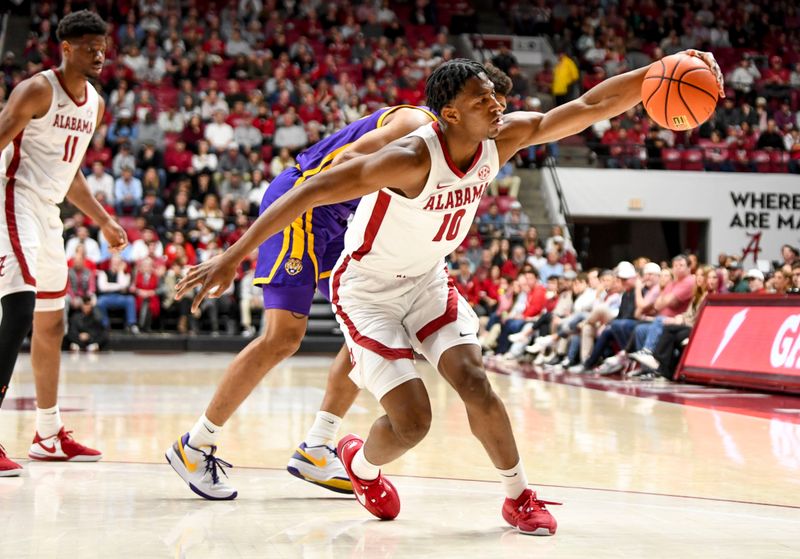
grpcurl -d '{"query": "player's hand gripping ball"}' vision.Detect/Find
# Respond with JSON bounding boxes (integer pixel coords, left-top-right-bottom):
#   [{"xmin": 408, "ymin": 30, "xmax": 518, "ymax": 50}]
[{"xmin": 642, "ymin": 51, "xmax": 723, "ymax": 130}]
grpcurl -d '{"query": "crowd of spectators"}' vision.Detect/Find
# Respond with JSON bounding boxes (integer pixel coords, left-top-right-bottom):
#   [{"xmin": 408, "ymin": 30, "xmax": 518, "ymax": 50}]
[
  {"xmin": 466, "ymin": 240, "xmax": 800, "ymax": 381},
  {"xmin": 0, "ymin": 0, "xmax": 464, "ymax": 340},
  {"xmin": 0, "ymin": 0, "xmax": 797, "ymax": 349},
  {"xmin": 493, "ymin": 0, "xmax": 799, "ymax": 172}
]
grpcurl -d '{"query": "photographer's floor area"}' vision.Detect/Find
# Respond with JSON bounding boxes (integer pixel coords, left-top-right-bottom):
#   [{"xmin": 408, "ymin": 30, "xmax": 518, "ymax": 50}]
[{"xmin": 1, "ymin": 352, "xmax": 799, "ymax": 558}]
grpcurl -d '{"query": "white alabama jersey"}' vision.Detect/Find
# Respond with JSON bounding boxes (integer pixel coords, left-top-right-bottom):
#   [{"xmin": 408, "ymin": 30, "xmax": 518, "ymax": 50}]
[
  {"xmin": 343, "ymin": 121, "xmax": 499, "ymax": 277},
  {"xmin": 0, "ymin": 69, "xmax": 99, "ymax": 206}
]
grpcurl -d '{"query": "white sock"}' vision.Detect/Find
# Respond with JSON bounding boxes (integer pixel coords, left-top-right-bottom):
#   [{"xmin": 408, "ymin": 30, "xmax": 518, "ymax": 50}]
[
  {"xmin": 351, "ymin": 446, "xmax": 380, "ymax": 481},
  {"xmin": 36, "ymin": 405, "xmax": 63, "ymax": 438},
  {"xmin": 498, "ymin": 460, "xmax": 529, "ymax": 501},
  {"xmin": 188, "ymin": 414, "xmax": 223, "ymax": 449},
  {"xmin": 305, "ymin": 411, "xmax": 342, "ymax": 446}
]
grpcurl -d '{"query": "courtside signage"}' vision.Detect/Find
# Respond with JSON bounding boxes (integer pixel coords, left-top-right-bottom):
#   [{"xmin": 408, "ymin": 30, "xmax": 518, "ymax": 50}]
[{"xmin": 678, "ymin": 295, "xmax": 800, "ymax": 394}]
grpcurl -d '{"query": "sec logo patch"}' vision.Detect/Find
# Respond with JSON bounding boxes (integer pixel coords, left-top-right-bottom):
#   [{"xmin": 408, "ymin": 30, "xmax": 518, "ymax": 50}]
[
  {"xmin": 477, "ymin": 165, "xmax": 491, "ymax": 180},
  {"xmin": 285, "ymin": 258, "xmax": 303, "ymax": 275}
]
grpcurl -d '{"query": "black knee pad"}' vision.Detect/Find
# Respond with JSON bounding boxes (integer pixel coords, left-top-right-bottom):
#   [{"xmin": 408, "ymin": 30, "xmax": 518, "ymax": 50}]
[{"xmin": 0, "ymin": 291, "xmax": 36, "ymax": 406}]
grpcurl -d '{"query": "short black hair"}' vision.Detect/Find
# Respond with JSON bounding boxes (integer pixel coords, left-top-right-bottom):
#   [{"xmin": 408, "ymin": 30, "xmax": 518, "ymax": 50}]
[
  {"xmin": 56, "ymin": 10, "xmax": 107, "ymax": 42},
  {"xmin": 425, "ymin": 58, "xmax": 487, "ymax": 115},
  {"xmin": 483, "ymin": 63, "xmax": 512, "ymax": 96}
]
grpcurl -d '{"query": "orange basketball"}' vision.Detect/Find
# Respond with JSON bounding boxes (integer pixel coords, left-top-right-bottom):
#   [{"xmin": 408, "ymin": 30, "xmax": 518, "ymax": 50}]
[{"xmin": 641, "ymin": 53, "xmax": 719, "ymax": 130}]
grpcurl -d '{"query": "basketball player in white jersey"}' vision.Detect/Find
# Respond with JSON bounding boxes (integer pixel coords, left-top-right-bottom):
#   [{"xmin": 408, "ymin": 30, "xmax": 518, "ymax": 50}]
[
  {"xmin": 177, "ymin": 54, "xmax": 723, "ymax": 534},
  {"xmin": 0, "ymin": 11, "xmax": 127, "ymax": 476}
]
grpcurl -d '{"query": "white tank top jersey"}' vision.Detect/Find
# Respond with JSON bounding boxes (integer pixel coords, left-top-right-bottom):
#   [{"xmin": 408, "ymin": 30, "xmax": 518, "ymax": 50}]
[
  {"xmin": 342, "ymin": 121, "xmax": 499, "ymax": 277},
  {"xmin": 0, "ymin": 69, "xmax": 99, "ymax": 206}
]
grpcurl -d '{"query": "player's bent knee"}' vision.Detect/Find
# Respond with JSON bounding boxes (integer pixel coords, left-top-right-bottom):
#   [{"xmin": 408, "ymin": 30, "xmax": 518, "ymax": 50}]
[
  {"xmin": 260, "ymin": 326, "xmax": 304, "ymax": 357},
  {"xmin": 394, "ymin": 408, "xmax": 432, "ymax": 448},
  {"xmin": 456, "ymin": 365, "xmax": 494, "ymax": 407}
]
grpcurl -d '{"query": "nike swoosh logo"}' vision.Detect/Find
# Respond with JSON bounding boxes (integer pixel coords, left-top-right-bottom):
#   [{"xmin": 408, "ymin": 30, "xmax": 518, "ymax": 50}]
[
  {"xmin": 38, "ymin": 442, "xmax": 57, "ymax": 453},
  {"xmin": 297, "ymin": 447, "xmax": 327, "ymax": 468},
  {"xmin": 436, "ymin": 184, "xmax": 451, "ymax": 190},
  {"xmin": 500, "ymin": 472, "xmax": 518, "ymax": 478},
  {"xmin": 57, "ymin": 103, "xmax": 69, "ymax": 108},
  {"xmin": 204, "ymin": 425, "xmax": 215, "ymax": 433},
  {"xmin": 323, "ymin": 418, "xmax": 335, "ymax": 425},
  {"xmin": 459, "ymin": 331, "xmax": 472, "ymax": 337},
  {"xmin": 178, "ymin": 439, "xmax": 198, "ymax": 473}
]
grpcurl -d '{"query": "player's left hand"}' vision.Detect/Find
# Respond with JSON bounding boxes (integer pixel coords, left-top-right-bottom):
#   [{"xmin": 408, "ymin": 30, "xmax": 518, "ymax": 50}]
[
  {"xmin": 101, "ymin": 220, "xmax": 128, "ymax": 252},
  {"xmin": 175, "ymin": 253, "xmax": 236, "ymax": 313},
  {"xmin": 681, "ymin": 49, "xmax": 725, "ymax": 98}
]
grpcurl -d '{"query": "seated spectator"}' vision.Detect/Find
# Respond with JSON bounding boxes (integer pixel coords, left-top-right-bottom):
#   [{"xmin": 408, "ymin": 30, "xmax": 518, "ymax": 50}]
[
  {"xmin": 745, "ymin": 268, "xmax": 766, "ymax": 293},
  {"xmin": 67, "ymin": 296, "xmax": 108, "ymax": 352},
  {"xmin": 181, "ymin": 114, "xmax": 205, "ymax": 150},
  {"xmin": 270, "ymin": 147, "xmax": 296, "ymax": 178},
  {"xmin": 756, "ymin": 119, "xmax": 785, "ymax": 151},
  {"xmin": 538, "ymin": 250, "xmax": 565, "ymax": 283},
  {"xmin": 247, "ymin": 169, "xmax": 270, "ymax": 212},
  {"xmin": 129, "ymin": 227, "xmax": 164, "ymax": 264},
  {"xmin": 205, "ymin": 110, "xmax": 235, "ymax": 153},
  {"xmin": 234, "ymin": 119, "xmax": 262, "ymax": 151},
  {"xmin": 136, "ymin": 112, "xmax": 164, "ymax": 150},
  {"xmin": 66, "ymin": 251, "xmax": 96, "ymax": 312},
  {"xmin": 111, "ymin": 142, "xmax": 136, "ymax": 178},
  {"xmin": 164, "ymin": 139, "xmax": 194, "ymax": 180},
  {"xmin": 198, "ymin": 193, "xmax": 225, "ymax": 232},
  {"xmin": 164, "ymin": 189, "xmax": 200, "ymax": 230},
  {"xmin": 727, "ymin": 58, "xmax": 760, "ymax": 103},
  {"xmin": 218, "ymin": 170, "xmax": 251, "ymax": 209},
  {"xmin": 158, "ymin": 107, "xmax": 185, "ymax": 134},
  {"xmin": 273, "ymin": 112, "xmax": 309, "ymax": 153},
  {"xmin": 500, "ymin": 244, "xmax": 529, "ymax": 278},
  {"xmin": 86, "ymin": 161, "xmax": 114, "ymax": 203},
  {"xmin": 133, "ymin": 257, "xmax": 162, "ymax": 331},
  {"xmin": 503, "ymin": 201, "xmax": 530, "ymax": 242},
  {"xmin": 703, "ymin": 130, "xmax": 733, "ymax": 171},
  {"xmin": 114, "ymin": 166, "xmax": 143, "ymax": 216},
  {"xmin": 161, "ymin": 258, "xmax": 192, "ymax": 333},
  {"xmin": 84, "ymin": 134, "xmax": 113, "ymax": 171},
  {"xmin": 200, "ymin": 90, "xmax": 229, "ymax": 121},
  {"xmin": 761, "ymin": 55, "xmax": 791, "ymax": 102},
  {"xmin": 218, "ymin": 143, "xmax": 249, "ymax": 175},
  {"xmin": 107, "ymin": 108, "xmax": 138, "ymax": 149},
  {"xmin": 96, "ymin": 255, "xmax": 138, "ymax": 333},
  {"xmin": 192, "ymin": 139, "xmax": 219, "ymax": 174},
  {"xmin": 65, "ymin": 226, "xmax": 102, "ymax": 263}
]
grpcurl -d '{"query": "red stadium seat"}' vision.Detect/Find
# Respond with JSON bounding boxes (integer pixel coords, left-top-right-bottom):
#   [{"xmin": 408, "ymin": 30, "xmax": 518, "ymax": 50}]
[
  {"xmin": 750, "ymin": 150, "xmax": 771, "ymax": 173},
  {"xmin": 770, "ymin": 151, "xmax": 789, "ymax": 173},
  {"xmin": 661, "ymin": 148, "xmax": 682, "ymax": 170},
  {"xmin": 681, "ymin": 149, "xmax": 704, "ymax": 171}
]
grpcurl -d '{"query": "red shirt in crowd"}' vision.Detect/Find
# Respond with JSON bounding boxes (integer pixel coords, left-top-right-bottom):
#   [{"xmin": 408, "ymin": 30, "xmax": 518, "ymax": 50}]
[
  {"xmin": 164, "ymin": 148, "xmax": 193, "ymax": 173},
  {"xmin": 523, "ymin": 283, "xmax": 548, "ymax": 318}
]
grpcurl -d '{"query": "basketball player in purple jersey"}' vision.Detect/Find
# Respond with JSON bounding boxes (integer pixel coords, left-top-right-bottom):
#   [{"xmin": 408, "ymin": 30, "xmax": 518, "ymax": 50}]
[
  {"xmin": 166, "ymin": 103, "xmax": 440, "ymax": 498},
  {"xmin": 0, "ymin": 11, "xmax": 127, "ymax": 476},
  {"xmin": 176, "ymin": 54, "xmax": 722, "ymax": 532}
]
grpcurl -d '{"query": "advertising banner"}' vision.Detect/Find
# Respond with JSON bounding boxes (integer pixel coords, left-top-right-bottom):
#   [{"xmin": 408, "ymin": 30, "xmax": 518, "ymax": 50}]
[{"xmin": 678, "ymin": 294, "xmax": 800, "ymax": 394}]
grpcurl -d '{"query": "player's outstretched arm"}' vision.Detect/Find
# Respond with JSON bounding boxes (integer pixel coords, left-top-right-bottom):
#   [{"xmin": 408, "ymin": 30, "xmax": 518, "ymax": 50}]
[
  {"xmin": 176, "ymin": 138, "xmax": 430, "ymax": 310},
  {"xmin": 495, "ymin": 50, "xmax": 723, "ymax": 161},
  {"xmin": 0, "ymin": 76, "xmax": 52, "ymax": 153},
  {"xmin": 330, "ymin": 108, "xmax": 435, "ymax": 168}
]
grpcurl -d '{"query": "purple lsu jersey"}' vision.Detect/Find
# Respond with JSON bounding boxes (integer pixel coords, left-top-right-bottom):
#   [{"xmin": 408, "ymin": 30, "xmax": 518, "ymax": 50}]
[{"xmin": 253, "ymin": 105, "xmax": 435, "ymax": 315}]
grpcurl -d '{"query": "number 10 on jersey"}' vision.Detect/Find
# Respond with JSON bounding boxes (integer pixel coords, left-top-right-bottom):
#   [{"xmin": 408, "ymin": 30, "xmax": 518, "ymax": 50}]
[
  {"xmin": 432, "ymin": 209, "xmax": 467, "ymax": 242},
  {"xmin": 63, "ymin": 135, "xmax": 79, "ymax": 163}
]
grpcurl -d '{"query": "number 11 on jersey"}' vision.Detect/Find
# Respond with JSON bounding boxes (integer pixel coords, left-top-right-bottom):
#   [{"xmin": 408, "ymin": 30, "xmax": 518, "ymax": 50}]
[
  {"xmin": 63, "ymin": 135, "xmax": 79, "ymax": 163},
  {"xmin": 432, "ymin": 209, "xmax": 467, "ymax": 242}
]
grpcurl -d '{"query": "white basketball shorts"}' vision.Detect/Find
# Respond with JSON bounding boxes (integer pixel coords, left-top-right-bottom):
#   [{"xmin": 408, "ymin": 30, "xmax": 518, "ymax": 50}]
[
  {"xmin": 0, "ymin": 185, "xmax": 68, "ymax": 311},
  {"xmin": 330, "ymin": 257, "xmax": 480, "ymax": 401}
]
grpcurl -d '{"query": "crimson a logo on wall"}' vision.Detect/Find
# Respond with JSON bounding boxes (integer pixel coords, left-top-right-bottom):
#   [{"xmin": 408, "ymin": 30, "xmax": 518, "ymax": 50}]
[{"xmin": 477, "ymin": 165, "xmax": 491, "ymax": 181}]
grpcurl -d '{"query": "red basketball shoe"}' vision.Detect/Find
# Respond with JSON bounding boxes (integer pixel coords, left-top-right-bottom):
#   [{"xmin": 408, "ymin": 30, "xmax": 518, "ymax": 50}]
[
  {"xmin": 502, "ymin": 488, "xmax": 560, "ymax": 535},
  {"xmin": 28, "ymin": 427, "xmax": 103, "ymax": 462},
  {"xmin": 0, "ymin": 444, "xmax": 23, "ymax": 477},
  {"xmin": 337, "ymin": 434, "xmax": 400, "ymax": 520}
]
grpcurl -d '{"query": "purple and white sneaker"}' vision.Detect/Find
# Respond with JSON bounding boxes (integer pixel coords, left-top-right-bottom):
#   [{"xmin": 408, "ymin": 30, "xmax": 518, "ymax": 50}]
[{"xmin": 166, "ymin": 433, "xmax": 237, "ymax": 500}]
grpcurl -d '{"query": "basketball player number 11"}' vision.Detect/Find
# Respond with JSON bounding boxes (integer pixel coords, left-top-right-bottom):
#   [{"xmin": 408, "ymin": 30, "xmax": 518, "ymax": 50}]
[
  {"xmin": 63, "ymin": 135, "xmax": 79, "ymax": 163},
  {"xmin": 432, "ymin": 209, "xmax": 466, "ymax": 242}
]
